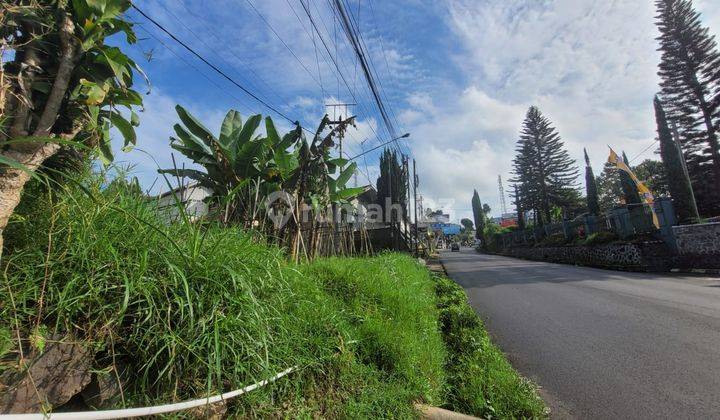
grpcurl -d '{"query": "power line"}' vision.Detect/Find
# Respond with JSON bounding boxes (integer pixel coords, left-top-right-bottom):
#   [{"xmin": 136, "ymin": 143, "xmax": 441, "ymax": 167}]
[
  {"xmin": 131, "ymin": 4, "xmax": 303, "ymax": 129},
  {"xmin": 332, "ymin": 0, "xmax": 406, "ymax": 155},
  {"xmin": 243, "ymin": 0, "xmax": 328, "ymax": 98},
  {"xmin": 133, "ymin": 26, "xmax": 256, "ymax": 116},
  {"xmin": 630, "ymin": 139, "xmax": 659, "ymax": 163},
  {"xmin": 173, "ymin": 0, "xmax": 288, "ymax": 107},
  {"xmin": 297, "ymin": 0, "xmax": 388, "ymax": 150}
]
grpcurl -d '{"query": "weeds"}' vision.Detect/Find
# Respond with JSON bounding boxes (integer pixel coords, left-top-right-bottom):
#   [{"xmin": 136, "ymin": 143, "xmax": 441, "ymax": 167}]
[{"xmin": 1, "ymin": 172, "xmax": 546, "ymax": 418}]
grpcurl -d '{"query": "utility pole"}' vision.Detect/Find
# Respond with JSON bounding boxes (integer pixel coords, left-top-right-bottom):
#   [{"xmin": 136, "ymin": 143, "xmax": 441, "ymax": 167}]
[
  {"xmin": 325, "ymin": 103, "xmax": 356, "ymax": 165},
  {"xmin": 403, "ymin": 155, "xmax": 411, "ymax": 251},
  {"xmin": 670, "ymin": 120, "xmax": 691, "ymax": 180},
  {"xmin": 385, "ymin": 152, "xmax": 396, "ymax": 250},
  {"xmin": 413, "ymin": 158, "xmax": 419, "ymax": 256}
]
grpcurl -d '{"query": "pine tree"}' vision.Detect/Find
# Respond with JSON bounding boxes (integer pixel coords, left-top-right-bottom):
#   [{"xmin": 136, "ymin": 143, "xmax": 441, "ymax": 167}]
[
  {"xmin": 654, "ymin": 96, "xmax": 699, "ymax": 223},
  {"xmin": 620, "ymin": 151, "xmax": 642, "ymax": 205},
  {"xmin": 655, "ymin": 0, "xmax": 720, "ymax": 214},
  {"xmin": 471, "ymin": 189, "xmax": 485, "ymax": 240},
  {"xmin": 584, "ymin": 149, "xmax": 600, "ymax": 215},
  {"xmin": 511, "ymin": 106, "xmax": 579, "ymax": 225}
]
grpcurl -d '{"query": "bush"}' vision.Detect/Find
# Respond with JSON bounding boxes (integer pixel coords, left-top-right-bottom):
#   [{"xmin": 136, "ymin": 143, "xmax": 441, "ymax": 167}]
[
  {"xmin": 535, "ymin": 232, "xmax": 567, "ymax": 247},
  {"xmin": 582, "ymin": 231, "xmax": 618, "ymax": 246}
]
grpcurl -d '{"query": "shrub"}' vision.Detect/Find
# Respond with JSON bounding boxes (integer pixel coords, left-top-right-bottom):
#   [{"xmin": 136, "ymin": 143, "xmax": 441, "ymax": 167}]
[
  {"xmin": 0, "ymin": 173, "xmax": 442, "ymax": 417},
  {"xmin": 535, "ymin": 232, "xmax": 567, "ymax": 247},
  {"xmin": 583, "ymin": 231, "xmax": 619, "ymax": 246}
]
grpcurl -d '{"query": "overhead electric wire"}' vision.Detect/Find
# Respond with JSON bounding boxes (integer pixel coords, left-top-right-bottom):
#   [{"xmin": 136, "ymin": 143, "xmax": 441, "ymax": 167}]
[
  {"xmin": 174, "ymin": 0, "xmax": 288, "ymax": 107},
  {"xmin": 284, "ymin": 0, "xmax": 331, "ymax": 101},
  {"xmin": 630, "ymin": 139, "xmax": 659, "ymax": 163},
  {"xmin": 361, "ymin": 0, "xmax": 407, "ymax": 142},
  {"xmin": 297, "ymin": 0, "xmax": 388, "ymax": 149},
  {"xmin": 243, "ymin": 0, "xmax": 328, "ymax": 98},
  {"xmin": 133, "ymin": 25, "xmax": 256, "ymax": 116},
  {"xmin": 131, "ymin": 4, "xmax": 306, "ymax": 130},
  {"xmin": 332, "ymin": 0, "xmax": 408, "ymax": 155}
]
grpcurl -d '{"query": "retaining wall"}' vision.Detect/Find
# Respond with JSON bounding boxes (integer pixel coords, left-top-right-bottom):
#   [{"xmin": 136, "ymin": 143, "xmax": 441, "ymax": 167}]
[
  {"xmin": 498, "ymin": 241, "xmax": 674, "ymax": 272},
  {"xmin": 672, "ymin": 222, "xmax": 720, "ymax": 268}
]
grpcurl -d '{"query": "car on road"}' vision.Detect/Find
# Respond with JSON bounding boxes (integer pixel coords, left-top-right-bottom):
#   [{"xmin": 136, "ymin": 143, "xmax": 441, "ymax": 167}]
[{"xmin": 451, "ymin": 243, "xmax": 460, "ymax": 252}]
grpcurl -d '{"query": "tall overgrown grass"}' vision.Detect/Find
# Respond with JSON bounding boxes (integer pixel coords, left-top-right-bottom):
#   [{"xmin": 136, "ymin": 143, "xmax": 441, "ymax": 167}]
[{"xmin": 0, "ymin": 171, "xmax": 545, "ymax": 418}]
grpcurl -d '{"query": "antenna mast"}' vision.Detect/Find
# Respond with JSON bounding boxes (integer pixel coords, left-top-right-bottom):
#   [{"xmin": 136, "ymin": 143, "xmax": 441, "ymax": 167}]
[{"xmin": 498, "ymin": 175, "xmax": 508, "ymax": 215}]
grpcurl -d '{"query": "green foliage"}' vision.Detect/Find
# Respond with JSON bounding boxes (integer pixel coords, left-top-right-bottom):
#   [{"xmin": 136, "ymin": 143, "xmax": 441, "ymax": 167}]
[
  {"xmin": 582, "ymin": 231, "xmax": 618, "ymax": 247},
  {"xmin": 159, "ymin": 108, "xmax": 362, "ymax": 226},
  {"xmin": 620, "ymin": 152, "xmax": 642, "ymax": 205},
  {"xmin": 376, "ymin": 148, "xmax": 409, "ymax": 222},
  {"xmin": 655, "ymin": 0, "xmax": 720, "ymax": 216},
  {"xmin": 584, "ymin": 149, "xmax": 600, "ymax": 215},
  {"xmin": 2, "ymin": 173, "xmax": 541, "ymax": 417},
  {"xmin": 2, "ymin": 0, "xmax": 145, "ymax": 161},
  {"xmin": 512, "ymin": 107, "xmax": 579, "ymax": 225},
  {"xmin": 471, "ymin": 190, "xmax": 485, "ymax": 240},
  {"xmin": 434, "ymin": 275, "xmax": 547, "ymax": 419},
  {"xmin": 596, "ymin": 162, "xmax": 624, "ymax": 213},
  {"xmin": 536, "ymin": 232, "xmax": 567, "ymax": 248},
  {"xmin": 654, "ymin": 96, "xmax": 699, "ymax": 224},
  {"xmin": 633, "ymin": 159, "xmax": 669, "ymax": 198}
]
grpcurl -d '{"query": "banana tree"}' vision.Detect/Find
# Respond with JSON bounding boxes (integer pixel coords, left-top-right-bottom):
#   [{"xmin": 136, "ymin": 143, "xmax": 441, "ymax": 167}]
[{"xmin": 159, "ymin": 105, "xmax": 301, "ymax": 224}]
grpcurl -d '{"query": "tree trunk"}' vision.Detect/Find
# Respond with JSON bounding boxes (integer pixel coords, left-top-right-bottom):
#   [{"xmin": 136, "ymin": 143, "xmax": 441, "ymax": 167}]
[
  {"xmin": 0, "ymin": 142, "xmax": 61, "ymax": 256},
  {"xmin": 0, "ymin": 12, "xmax": 77, "ymax": 260}
]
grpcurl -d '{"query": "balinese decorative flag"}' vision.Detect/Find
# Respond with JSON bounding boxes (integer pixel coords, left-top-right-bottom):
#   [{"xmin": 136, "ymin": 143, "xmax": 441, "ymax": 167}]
[{"xmin": 607, "ymin": 148, "xmax": 660, "ymax": 228}]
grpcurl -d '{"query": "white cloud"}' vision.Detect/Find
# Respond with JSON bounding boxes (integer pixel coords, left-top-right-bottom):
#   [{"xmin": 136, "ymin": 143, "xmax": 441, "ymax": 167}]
[
  {"xmin": 110, "ymin": 89, "xmax": 225, "ymax": 195},
  {"xmin": 401, "ymin": 0, "xmax": 720, "ymax": 223}
]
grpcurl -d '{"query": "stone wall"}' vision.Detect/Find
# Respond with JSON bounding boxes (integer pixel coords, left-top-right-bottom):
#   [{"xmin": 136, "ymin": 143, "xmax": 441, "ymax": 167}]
[
  {"xmin": 672, "ymin": 222, "xmax": 720, "ymax": 268},
  {"xmin": 498, "ymin": 241, "xmax": 674, "ymax": 272}
]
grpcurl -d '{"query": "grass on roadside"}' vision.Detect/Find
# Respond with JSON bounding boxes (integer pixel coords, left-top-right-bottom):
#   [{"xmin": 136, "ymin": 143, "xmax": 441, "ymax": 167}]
[
  {"xmin": 0, "ymin": 172, "xmax": 545, "ymax": 418},
  {"xmin": 434, "ymin": 275, "xmax": 547, "ymax": 418}
]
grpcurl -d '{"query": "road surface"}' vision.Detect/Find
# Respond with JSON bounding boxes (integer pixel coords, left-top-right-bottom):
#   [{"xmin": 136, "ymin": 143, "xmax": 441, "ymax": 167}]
[{"xmin": 441, "ymin": 249, "xmax": 720, "ymax": 419}]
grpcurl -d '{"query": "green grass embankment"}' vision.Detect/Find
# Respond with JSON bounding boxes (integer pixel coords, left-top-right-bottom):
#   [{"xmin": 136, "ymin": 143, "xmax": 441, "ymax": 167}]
[{"xmin": 0, "ymin": 175, "xmax": 545, "ymax": 418}]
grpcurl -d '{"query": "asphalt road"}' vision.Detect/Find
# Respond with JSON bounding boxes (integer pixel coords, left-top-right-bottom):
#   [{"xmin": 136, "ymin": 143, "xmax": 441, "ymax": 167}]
[{"xmin": 440, "ymin": 249, "xmax": 720, "ymax": 419}]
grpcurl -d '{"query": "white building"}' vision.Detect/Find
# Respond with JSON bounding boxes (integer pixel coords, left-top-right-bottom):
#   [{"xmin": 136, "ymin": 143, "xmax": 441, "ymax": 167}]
[{"xmin": 154, "ymin": 183, "xmax": 213, "ymax": 222}]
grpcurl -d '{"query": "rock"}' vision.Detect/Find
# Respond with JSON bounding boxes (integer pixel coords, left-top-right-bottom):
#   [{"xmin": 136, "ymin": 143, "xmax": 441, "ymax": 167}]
[
  {"xmin": 0, "ymin": 335, "xmax": 92, "ymax": 413},
  {"xmin": 81, "ymin": 360, "xmax": 129, "ymax": 409},
  {"xmin": 186, "ymin": 400, "xmax": 228, "ymax": 419}
]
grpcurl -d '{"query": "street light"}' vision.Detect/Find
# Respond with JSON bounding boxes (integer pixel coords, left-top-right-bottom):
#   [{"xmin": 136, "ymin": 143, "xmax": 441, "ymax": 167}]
[{"xmin": 348, "ymin": 133, "xmax": 411, "ymax": 161}]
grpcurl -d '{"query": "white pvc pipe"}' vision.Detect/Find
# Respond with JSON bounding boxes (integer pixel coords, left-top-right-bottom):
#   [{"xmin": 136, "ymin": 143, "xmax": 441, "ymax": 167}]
[{"xmin": 1, "ymin": 366, "xmax": 296, "ymax": 420}]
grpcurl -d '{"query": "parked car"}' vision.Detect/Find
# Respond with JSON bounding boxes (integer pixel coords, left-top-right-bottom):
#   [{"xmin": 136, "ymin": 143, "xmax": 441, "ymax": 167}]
[{"xmin": 451, "ymin": 243, "xmax": 460, "ymax": 252}]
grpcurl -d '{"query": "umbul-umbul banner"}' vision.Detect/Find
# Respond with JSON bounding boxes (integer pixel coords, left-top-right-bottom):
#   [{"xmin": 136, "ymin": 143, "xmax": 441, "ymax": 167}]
[{"xmin": 607, "ymin": 148, "xmax": 659, "ymax": 228}]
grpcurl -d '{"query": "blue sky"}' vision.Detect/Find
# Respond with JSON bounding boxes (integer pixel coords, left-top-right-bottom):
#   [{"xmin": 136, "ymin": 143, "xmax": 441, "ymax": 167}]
[{"xmin": 113, "ymin": 0, "xmax": 720, "ymax": 223}]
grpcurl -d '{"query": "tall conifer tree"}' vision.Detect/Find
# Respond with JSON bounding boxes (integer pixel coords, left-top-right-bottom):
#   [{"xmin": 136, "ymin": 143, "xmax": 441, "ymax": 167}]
[
  {"xmin": 584, "ymin": 149, "xmax": 600, "ymax": 215},
  {"xmin": 512, "ymin": 107, "xmax": 579, "ymax": 225},
  {"xmin": 620, "ymin": 151, "xmax": 642, "ymax": 205},
  {"xmin": 654, "ymin": 96, "xmax": 699, "ymax": 223},
  {"xmin": 655, "ymin": 0, "xmax": 720, "ymax": 214},
  {"xmin": 471, "ymin": 190, "xmax": 485, "ymax": 240}
]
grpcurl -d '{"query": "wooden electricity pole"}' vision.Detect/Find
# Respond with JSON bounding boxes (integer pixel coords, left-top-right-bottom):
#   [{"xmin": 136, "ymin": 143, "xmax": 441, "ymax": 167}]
[{"xmin": 413, "ymin": 158, "xmax": 419, "ymax": 256}]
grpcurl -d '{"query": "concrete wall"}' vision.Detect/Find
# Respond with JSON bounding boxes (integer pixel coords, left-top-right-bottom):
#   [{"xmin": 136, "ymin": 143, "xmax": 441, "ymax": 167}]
[
  {"xmin": 672, "ymin": 222, "xmax": 720, "ymax": 268},
  {"xmin": 498, "ymin": 241, "xmax": 674, "ymax": 272},
  {"xmin": 156, "ymin": 184, "xmax": 213, "ymax": 222}
]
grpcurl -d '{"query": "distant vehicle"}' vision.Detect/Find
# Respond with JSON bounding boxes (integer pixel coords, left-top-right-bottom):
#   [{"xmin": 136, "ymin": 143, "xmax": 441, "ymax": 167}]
[{"xmin": 451, "ymin": 243, "xmax": 460, "ymax": 252}]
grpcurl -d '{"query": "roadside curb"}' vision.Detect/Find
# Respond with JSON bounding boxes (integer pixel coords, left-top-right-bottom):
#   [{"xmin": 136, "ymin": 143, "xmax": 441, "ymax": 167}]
[
  {"xmin": 670, "ymin": 268, "xmax": 720, "ymax": 275},
  {"xmin": 416, "ymin": 404, "xmax": 481, "ymax": 420}
]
